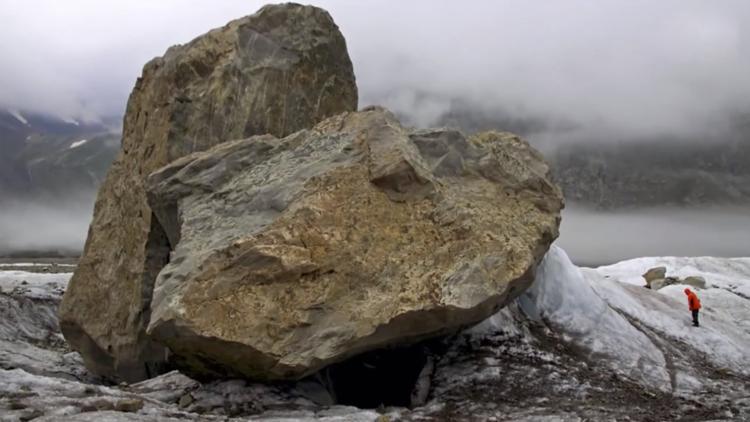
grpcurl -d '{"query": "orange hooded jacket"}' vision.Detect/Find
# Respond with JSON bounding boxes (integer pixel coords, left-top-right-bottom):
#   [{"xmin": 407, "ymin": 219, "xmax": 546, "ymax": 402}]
[{"xmin": 684, "ymin": 288, "xmax": 701, "ymax": 311}]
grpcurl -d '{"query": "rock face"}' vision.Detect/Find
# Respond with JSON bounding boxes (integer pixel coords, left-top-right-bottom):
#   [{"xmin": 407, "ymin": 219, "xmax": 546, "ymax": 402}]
[
  {"xmin": 145, "ymin": 107, "xmax": 563, "ymax": 380},
  {"xmin": 59, "ymin": 3, "xmax": 358, "ymax": 382}
]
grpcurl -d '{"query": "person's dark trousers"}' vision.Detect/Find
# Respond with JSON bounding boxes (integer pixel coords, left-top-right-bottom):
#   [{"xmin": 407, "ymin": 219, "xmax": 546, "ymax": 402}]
[{"xmin": 691, "ymin": 310, "xmax": 700, "ymax": 327}]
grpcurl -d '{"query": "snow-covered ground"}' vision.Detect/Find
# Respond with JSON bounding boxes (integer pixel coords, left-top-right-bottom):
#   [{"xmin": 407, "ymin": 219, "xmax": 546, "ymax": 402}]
[
  {"xmin": 535, "ymin": 248, "xmax": 750, "ymax": 391},
  {"xmin": 2, "ymin": 248, "xmax": 749, "ymax": 421},
  {"xmin": 426, "ymin": 246, "xmax": 750, "ymax": 420}
]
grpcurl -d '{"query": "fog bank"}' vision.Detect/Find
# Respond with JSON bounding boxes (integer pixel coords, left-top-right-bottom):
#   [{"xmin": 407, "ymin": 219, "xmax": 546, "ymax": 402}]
[
  {"xmin": 559, "ymin": 204, "xmax": 750, "ymax": 266},
  {"xmin": 0, "ymin": 196, "xmax": 95, "ymax": 256}
]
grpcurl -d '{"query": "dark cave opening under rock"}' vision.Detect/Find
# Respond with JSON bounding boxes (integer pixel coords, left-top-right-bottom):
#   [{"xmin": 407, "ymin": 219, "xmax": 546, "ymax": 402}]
[{"xmin": 322, "ymin": 343, "xmax": 435, "ymax": 409}]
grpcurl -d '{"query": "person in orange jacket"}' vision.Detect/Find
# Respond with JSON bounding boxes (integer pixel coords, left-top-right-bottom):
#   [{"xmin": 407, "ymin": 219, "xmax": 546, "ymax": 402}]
[{"xmin": 684, "ymin": 288, "xmax": 701, "ymax": 327}]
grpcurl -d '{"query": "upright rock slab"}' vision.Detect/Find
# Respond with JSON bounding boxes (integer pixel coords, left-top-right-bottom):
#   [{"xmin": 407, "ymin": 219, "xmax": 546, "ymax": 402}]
[
  {"xmin": 145, "ymin": 107, "xmax": 563, "ymax": 381},
  {"xmin": 59, "ymin": 3, "xmax": 357, "ymax": 382}
]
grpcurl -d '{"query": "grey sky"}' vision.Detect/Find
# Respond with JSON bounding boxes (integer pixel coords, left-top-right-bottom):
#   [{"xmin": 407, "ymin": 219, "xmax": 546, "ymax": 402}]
[{"xmin": 2, "ymin": 0, "xmax": 750, "ymax": 140}]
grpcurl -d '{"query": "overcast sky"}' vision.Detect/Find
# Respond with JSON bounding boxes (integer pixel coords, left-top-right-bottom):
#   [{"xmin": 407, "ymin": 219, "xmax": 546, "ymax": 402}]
[{"xmin": 2, "ymin": 0, "xmax": 750, "ymax": 141}]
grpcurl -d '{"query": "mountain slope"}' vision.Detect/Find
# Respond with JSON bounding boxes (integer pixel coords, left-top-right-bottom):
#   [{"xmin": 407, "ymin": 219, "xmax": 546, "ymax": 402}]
[
  {"xmin": 0, "ymin": 110, "xmax": 119, "ymax": 200},
  {"xmin": 429, "ymin": 100, "xmax": 750, "ymax": 209}
]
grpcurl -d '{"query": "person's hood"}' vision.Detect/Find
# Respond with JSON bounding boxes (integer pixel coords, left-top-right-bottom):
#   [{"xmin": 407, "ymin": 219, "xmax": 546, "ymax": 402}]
[{"xmin": 684, "ymin": 288, "xmax": 691, "ymax": 295}]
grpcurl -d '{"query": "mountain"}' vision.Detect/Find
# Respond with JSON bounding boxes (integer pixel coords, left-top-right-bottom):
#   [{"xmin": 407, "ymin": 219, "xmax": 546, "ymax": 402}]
[
  {"xmin": 5, "ymin": 102, "xmax": 749, "ymax": 210},
  {"xmin": 0, "ymin": 109, "xmax": 120, "ymax": 201},
  {"xmin": 551, "ymin": 135, "xmax": 750, "ymax": 208}
]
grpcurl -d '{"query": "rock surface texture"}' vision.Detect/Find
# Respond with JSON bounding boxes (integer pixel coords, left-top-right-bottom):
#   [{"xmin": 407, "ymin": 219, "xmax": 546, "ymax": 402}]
[
  {"xmin": 59, "ymin": 3, "xmax": 358, "ymax": 382},
  {"xmin": 145, "ymin": 107, "xmax": 563, "ymax": 380}
]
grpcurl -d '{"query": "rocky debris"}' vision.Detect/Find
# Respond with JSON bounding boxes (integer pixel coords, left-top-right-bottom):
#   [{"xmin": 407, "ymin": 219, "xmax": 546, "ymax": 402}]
[
  {"xmin": 643, "ymin": 266, "xmax": 709, "ymax": 291},
  {"xmin": 0, "ymin": 270, "xmax": 92, "ymax": 382},
  {"xmin": 144, "ymin": 106, "xmax": 562, "ymax": 381},
  {"xmin": 59, "ymin": 3, "xmax": 358, "ymax": 383},
  {"xmin": 0, "ymin": 366, "xmax": 393, "ymax": 422},
  {"xmin": 0, "ymin": 270, "xmax": 382, "ymax": 421}
]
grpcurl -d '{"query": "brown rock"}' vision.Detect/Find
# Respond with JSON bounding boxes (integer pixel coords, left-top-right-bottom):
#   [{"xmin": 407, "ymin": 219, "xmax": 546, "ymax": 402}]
[
  {"xmin": 59, "ymin": 3, "xmax": 357, "ymax": 382},
  {"xmin": 145, "ymin": 107, "xmax": 563, "ymax": 380}
]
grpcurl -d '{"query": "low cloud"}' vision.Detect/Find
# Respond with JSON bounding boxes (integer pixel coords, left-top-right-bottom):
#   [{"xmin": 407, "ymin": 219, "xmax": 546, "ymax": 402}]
[
  {"xmin": 1, "ymin": 1, "xmax": 750, "ymax": 139},
  {"xmin": 558, "ymin": 204, "xmax": 750, "ymax": 266},
  {"xmin": 0, "ymin": 195, "xmax": 95, "ymax": 256}
]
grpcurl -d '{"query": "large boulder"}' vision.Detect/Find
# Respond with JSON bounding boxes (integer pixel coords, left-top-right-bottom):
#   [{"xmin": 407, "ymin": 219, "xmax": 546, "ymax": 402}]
[
  {"xmin": 642, "ymin": 266, "xmax": 667, "ymax": 287},
  {"xmin": 145, "ymin": 107, "xmax": 563, "ymax": 380},
  {"xmin": 59, "ymin": 3, "xmax": 358, "ymax": 382},
  {"xmin": 683, "ymin": 276, "xmax": 707, "ymax": 289}
]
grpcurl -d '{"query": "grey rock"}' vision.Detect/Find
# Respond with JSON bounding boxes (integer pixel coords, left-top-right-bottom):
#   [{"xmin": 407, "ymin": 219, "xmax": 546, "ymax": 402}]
[{"xmin": 59, "ymin": 3, "xmax": 357, "ymax": 382}]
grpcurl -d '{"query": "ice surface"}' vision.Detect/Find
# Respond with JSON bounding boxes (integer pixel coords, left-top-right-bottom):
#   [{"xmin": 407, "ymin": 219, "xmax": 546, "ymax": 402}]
[
  {"xmin": 521, "ymin": 246, "xmax": 671, "ymax": 389},
  {"xmin": 463, "ymin": 246, "xmax": 750, "ymax": 397},
  {"xmin": 587, "ymin": 268, "xmax": 750, "ymax": 378}
]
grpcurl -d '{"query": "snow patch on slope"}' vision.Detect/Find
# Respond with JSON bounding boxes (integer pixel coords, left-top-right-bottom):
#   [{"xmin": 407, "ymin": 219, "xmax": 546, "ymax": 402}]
[
  {"xmin": 10, "ymin": 110, "xmax": 29, "ymax": 125},
  {"xmin": 69, "ymin": 139, "xmax": 88, "ymax": 149}
]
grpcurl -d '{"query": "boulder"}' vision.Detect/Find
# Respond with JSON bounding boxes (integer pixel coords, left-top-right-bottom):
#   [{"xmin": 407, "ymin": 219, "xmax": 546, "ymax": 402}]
[
  {"xmin": 649, "ymin": 278, "xmax": 667, "ymax": 291},
  {"xmin": 642, "ymin": 267, "xmax": 667, "ymax": 286},
  {"xmin": 59, "ymin": 3, "xmax": 358, "ymax": 382},
  {"xmin": 145, "ymin": 107, "xmax": 563, "ymax": 380},
  {"xmin": 683, "ymin": 276, "xmax": 707, "ymax": 290}
]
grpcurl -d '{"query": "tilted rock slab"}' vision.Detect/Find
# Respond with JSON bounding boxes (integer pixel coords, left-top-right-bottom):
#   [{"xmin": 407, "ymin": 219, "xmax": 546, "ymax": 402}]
[
  {"xmin": 145, "ymin": 107, "xmax": 563, "ymax": 381},
  {"xmin": 59, "ymin": 3, "xmax": 357, "ymax": 382}
]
